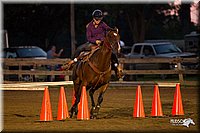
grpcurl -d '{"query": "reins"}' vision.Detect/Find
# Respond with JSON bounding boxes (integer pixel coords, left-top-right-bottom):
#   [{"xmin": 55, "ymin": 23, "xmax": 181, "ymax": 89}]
[{"xmin": 104, "ymin": 40, "xmax": 112, "ymax": 50}]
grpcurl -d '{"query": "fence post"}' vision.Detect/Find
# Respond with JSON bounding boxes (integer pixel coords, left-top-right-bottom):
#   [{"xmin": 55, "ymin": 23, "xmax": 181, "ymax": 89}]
[
  {"xmin": 119, "ymin": 59, "xmax": 124, "ymax": 81},
  {"xmin": 19, "ymin": 64, "xmax": 22, "ymax": 81},
  {"xmin": 176, "ymin": 58, "xmax": 184, "ymax": 83},
  {"xmin": 65, "ymin": 75, "xmax": 69, "ymax": 81}
]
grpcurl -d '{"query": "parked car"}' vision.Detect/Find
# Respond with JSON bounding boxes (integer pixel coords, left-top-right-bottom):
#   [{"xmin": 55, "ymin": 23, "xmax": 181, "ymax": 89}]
[
  {"xmin": 123, "ymin": 42, "xmax": 198, "ymax": 80},
  {"xmin": 3, "ymin": 46, "xmax": 47, "ymax": 81},
  {"xmin": 120, "ymin": 46, "xmax": 132, "ymax": 56},
  {"xmin": 184, "ymin": 31, "xmax": 200, "ymax": 53},
  {"xmin": 3, "ymin": 46, "xmax": 47, "ymax": 59}
]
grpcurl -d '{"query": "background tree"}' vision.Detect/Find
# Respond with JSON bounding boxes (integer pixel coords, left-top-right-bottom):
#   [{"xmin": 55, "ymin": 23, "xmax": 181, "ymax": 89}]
[
  {"xmin": 178, "ymin": 3, "xmax": 192, "ymax": 35},
  {"xmin": 3, "ymin": 3, "xmax": 198, "ymax": 57}
]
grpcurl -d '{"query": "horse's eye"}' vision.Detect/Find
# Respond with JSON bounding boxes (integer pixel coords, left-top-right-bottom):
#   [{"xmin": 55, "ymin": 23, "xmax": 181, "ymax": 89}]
[{"xmin": 113, "ymin": 33, "xmax": 117, "ymax": 36}]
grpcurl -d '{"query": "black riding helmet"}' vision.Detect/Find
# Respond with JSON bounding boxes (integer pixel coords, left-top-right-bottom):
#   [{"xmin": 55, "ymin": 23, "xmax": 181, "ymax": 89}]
[{"xmin": 92, "ymin": 9, "xmax": 103, "ymax": 20}]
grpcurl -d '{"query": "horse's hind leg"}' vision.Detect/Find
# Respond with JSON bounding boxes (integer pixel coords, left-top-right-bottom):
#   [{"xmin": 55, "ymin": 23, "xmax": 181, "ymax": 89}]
[{"xmin": 70, "ymin": 83, "xmax": 82, "ymax": 118}]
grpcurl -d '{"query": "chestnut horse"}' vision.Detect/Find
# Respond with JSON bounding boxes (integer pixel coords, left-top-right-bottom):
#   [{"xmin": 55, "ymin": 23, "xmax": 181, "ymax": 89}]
[{"xmin": 70, "ymin": 28, "xmax": 120, "ymax": 119}]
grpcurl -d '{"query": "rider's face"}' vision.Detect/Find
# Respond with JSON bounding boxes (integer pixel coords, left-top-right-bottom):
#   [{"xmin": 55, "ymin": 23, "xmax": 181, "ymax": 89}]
[{"xmin": 93, "ymin": 18, "xmax": 102, "ymax": 25}]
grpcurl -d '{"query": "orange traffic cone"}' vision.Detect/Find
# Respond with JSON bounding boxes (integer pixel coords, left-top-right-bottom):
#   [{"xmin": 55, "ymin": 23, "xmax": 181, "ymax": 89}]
[
  {"xmin": 133, "ymin": 85, "xmax": 145, "ymax": 118},
  {"xmin": 172, "ymin": 83, "xmax": 184, "ymax": 116},
  {"xmin": 151, "ymin": 85, "xmax": 163, "ymax": 117},
  {"xmin": 57, "ymin": 86, "xmax": 69, "ymax": 120},
  {"xmin": 77, "ymin": 86, "xmax": 90, "ymax": 120},
  {"xmin": 40, "ymin": 87, "xmax": 53, "ymax": 121}
]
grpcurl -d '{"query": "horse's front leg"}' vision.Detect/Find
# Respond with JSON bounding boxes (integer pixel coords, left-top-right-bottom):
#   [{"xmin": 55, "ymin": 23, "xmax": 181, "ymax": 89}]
[
  {"xmin": 89, "ymin": 88, "xmax": 96, "ymax": 119},
  {"xmin": 94, "ymin": 84, "xmax": 109, "ymax": 118},
  {"xmin": 70, "ymin": 95, "xmax": 80, "ymax": 118}
]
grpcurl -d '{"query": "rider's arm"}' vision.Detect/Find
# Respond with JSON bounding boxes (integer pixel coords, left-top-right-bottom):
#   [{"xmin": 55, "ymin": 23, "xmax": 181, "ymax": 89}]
[
  {"xmin": 101, "ymin": 22, "xmax": 111, "ymax": 42},
  {"xmin": 86, "ymin": 24, "xmax": 96, "ymax": 44},
  {"xmin": 52, "ymin": 49, "xmax": 63, "ymax": 57},
  {"xmin": 102, "ymin": 22, "xmax": 111, "ymax": 31}
]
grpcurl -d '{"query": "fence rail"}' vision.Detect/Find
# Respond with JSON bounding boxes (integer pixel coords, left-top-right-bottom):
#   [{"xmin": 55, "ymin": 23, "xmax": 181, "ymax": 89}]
[{"xmin": 1, "ymin": 57, "xmax": 199, "ymax": 83}]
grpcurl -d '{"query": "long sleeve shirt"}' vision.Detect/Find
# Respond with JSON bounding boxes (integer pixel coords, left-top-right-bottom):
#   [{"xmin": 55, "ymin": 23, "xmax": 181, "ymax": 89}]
[{"xmin": 86, "ymin": 21, "xmax": 111, "ymax": 44}]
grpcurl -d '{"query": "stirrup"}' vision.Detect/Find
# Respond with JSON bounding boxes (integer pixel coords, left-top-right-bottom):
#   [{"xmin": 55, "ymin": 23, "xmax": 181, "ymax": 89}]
[{"xmin": 62, "ymin": 60, "xmax": 74, "ymax": 70}]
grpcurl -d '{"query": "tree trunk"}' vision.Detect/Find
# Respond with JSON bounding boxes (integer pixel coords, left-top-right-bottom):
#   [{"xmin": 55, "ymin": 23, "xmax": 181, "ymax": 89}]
[
  {"xmin": 70, "ymin": 3, "xmax": 76, "ymax": 58},
  {"xmin": 179, "ymin": 3, "xmax": 192, "ymax": 35},
  {"xmin": 198, "ymin": 2, "xmax": 200, "ymax": 33},
  {"xmin": 126, "ymin": 7, "xmax": 145, "ymax": 43}
]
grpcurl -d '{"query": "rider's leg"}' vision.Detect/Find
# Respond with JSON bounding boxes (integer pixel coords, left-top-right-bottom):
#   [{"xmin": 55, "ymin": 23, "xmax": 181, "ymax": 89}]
[
  {"xmin": 72, "ymin": 42, "xmax": 91, "ymax": 59},
  {"xmin": 111, "ymin": 52, "xmax": 123, "ymax": 79},
  {"xmin": 63, "ymin": 42, "xmax": 94, "ymax": 70},
  {"xmin": 65, "ymin": 43, "xmax": 89, "ymax": 68},
  {"xmin": 72, "ymin": 42, "xmax": 94, "ymax": 61}
]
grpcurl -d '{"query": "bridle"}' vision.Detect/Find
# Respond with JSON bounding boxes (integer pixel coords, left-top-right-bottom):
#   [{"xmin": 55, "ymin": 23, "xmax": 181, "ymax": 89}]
[{"xmin": 104, "ymin": 30, "xmax": 120, "ymax": 52}]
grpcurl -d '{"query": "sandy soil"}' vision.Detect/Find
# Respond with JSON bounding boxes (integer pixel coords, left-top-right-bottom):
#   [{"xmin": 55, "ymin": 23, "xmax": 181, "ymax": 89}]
[{"xmin": 3, "ymin": 85, "xmax": 199, "ymax": 132}]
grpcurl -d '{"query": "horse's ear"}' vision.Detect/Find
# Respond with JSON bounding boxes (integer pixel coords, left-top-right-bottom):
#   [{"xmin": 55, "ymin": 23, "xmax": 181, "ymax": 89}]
[{"xmin": 114, "ymin": 27, "xmax": 119, "ymax": 33}]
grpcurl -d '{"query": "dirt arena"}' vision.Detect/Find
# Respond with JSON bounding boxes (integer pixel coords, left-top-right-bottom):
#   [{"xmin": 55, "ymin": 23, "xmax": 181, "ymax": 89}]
[{"xmin": 3, "ymin": 85, "xmax": 199, "ymax": 132}]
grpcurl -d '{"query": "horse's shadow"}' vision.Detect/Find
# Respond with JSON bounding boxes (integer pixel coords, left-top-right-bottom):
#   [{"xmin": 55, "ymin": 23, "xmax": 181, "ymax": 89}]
[{"xmin": 96, "ymin": 107, "xmax": 133, "ymax": 119}]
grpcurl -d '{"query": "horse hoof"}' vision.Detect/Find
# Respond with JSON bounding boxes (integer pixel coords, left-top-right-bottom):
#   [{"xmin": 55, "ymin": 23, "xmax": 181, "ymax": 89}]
[
  {"xmin": 90, "ymin": 115, "xmax": 97, "ymax": 119},
  {"xmin": 90, "ymin": 115, "xmax": 94, "ymax": 119},
  {"xmin": 70, "ymin": 112, "xmax": 74, "ymax": 118}
]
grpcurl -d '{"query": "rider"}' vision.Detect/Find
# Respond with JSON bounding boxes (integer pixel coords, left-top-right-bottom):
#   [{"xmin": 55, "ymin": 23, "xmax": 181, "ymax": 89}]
[{"xmin": 64, "ymin": 9, "xmax": 123, "ymax": 79}]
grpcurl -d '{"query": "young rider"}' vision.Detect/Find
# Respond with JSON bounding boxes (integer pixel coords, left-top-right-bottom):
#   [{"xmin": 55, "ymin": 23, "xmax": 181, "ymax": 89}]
[{"xmin": 65, "ymin": 9, "xmax": 123, "ymax": 79}]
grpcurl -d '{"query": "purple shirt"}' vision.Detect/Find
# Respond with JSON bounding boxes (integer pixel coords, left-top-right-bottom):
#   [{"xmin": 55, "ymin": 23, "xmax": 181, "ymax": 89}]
[{"xmin": 86, "ymin": 21, "xmax": 110, "ymax": 44}]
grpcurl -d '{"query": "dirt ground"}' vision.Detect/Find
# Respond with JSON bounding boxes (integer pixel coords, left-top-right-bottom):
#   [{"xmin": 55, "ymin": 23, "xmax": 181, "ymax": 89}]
[{"xmin": 2, "ymin": 85, "xmax": 199, "ymax": 132}]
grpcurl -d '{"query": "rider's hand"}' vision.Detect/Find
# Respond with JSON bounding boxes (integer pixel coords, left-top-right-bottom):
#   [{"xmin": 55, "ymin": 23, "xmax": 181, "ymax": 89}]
[
  {"xmin": 96, "ymin": 40, "xmax": 101, "ymax": 45},
  {"xmin": 59, "ymin": 49, "xmax": 63, "ymax": 54}
]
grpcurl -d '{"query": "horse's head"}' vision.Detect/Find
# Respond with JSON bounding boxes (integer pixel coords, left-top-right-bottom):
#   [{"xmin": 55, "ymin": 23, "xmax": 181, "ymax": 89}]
[{"xmin": 105, "ymin": 27, "xmax": 121, "ymax": 54}]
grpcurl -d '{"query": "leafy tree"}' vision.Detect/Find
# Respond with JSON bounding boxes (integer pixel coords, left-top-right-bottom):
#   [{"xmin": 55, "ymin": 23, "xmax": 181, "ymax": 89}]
[
  {"xmin": 178, "ymin": 3, "xmax": 192, "ymax": 35},
  {"xmin": 4, "ymin": 3, "xmax": 197, "ymax": 57}
]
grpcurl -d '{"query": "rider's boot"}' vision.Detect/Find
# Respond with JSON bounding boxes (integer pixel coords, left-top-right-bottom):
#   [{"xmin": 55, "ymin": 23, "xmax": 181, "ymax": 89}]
[{"xmin": 62, "ymin": 58, "xmax": 78, "ymax": 70}]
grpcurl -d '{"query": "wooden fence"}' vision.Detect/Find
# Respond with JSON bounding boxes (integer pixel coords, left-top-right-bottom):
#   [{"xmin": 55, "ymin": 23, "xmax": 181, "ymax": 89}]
[{"xmin": 1, "ymin": 57, "xmax": 199, "ymax": 83}]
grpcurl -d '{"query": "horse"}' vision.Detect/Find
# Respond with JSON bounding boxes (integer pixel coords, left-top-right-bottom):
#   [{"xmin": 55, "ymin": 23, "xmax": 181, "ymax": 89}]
[{"xmin": 70, "ymin": 27, "xmax": 120, "ymax": 119}]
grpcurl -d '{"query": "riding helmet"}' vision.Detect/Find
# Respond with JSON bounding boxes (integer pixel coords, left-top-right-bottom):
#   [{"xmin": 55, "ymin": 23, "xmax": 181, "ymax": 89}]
[{"xmin": 92, "ymin": 9, "xmax": 103, "ymax": 20}]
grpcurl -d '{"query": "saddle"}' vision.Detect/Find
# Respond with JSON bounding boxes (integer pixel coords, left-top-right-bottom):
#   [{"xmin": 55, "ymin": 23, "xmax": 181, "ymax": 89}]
[
  {"xmin": 79, "ymin": 47, "xmax": 100, "ymax": 62},
  {"xmin": 62, "ymin": 46, "xmax": 100, "ymax": 70}
]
